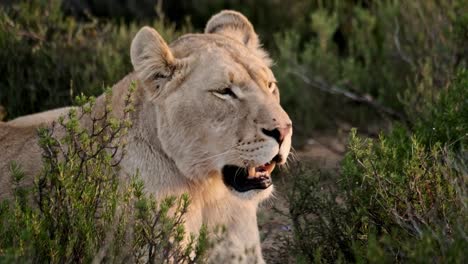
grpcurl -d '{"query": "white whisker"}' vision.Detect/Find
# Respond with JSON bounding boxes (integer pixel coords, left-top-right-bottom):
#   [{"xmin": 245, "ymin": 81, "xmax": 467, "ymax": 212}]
[
  {"xmin": 234, "ymin": 165, "xmax": 244, "ymax": 186},
  {"xmin": 190, "ymin": 146, "xmax": 237, "ymax": 167}
]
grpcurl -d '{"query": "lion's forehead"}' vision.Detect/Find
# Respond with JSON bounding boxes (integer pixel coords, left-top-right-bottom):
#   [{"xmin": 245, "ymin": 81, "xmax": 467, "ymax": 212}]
[
  {"xmin": 171, "ymin": 34, "xmax": 273, "ymax": 83},
  {"xmin": 173, "ymin": 39, "xmax": 274, "ymax": 101}
]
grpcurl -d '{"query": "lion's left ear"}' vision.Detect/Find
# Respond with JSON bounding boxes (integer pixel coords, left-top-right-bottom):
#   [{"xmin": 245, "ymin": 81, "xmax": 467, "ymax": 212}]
[{"xmin": 205, "ymin": 10, "xmax": 260, "ymax": 50}]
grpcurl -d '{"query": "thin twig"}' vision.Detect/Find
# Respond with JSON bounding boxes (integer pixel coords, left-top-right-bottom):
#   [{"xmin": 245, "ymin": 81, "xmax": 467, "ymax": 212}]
[{"xmin": 393, "ymin": 18, "xmax": 415, "ymax": 67}]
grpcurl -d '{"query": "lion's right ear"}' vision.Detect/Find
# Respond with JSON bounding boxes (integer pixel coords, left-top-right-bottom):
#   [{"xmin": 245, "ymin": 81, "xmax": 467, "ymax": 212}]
[
  {"xmin": 130, "ymin": 26, "xmax": 175, "ymax": 88},
  {"xmin": 205, "ymin": 10, "xmax": 271, "ymax": 65},
  {"xmin": 205, "ymin": 10, "xmax": 259, "ymax": 50}
]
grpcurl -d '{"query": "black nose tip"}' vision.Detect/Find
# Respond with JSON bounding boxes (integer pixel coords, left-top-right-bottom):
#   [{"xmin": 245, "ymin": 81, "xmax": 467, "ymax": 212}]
[
  {"xmin": 262, "ymin": 125, "xmax": 291, "ymax": 144},
  {"xmin": 262, "ymin": 128, "xmax": 282, "ymax": 143}
]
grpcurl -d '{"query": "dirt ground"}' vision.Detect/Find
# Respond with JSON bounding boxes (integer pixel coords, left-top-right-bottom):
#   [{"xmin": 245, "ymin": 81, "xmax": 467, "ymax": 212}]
[{"xmin": 258, "ymin": 133, "xmax": 347, "ymax": 263}]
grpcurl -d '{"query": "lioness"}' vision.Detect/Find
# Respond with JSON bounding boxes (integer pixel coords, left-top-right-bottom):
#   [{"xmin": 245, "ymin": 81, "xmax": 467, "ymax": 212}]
[{"xmin": 0, "ymin": 11, "xmax": 292, "ymax": 263}]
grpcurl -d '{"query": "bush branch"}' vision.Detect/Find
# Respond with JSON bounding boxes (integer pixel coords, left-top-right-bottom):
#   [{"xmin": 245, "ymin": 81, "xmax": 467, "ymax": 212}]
[{"xmin": 287, "ymin": 69, "xmax": 410, "ymax": 125}]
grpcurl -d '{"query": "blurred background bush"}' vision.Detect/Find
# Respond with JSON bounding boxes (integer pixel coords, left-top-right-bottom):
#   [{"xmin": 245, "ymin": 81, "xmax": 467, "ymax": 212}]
[{"xmin": 0, "ymin": 0, "xmax": 466, "ymax": 263}]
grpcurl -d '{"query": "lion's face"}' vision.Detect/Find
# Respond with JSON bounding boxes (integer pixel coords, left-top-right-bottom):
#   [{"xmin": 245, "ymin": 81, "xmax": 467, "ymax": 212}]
[{"xmin": 130, "ymin": 11, "xmax": 292, "ymax": 200}]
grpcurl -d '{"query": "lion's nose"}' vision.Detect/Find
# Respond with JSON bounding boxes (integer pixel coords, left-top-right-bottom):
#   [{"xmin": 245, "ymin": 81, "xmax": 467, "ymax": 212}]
[{"xmin": 262, "ymin": 124, "xmax": 292, "ymax": 144}]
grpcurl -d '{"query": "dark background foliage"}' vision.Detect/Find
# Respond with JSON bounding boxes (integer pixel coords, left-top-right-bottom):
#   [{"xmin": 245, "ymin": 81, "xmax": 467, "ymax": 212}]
[{"xmin": 0, "ymin": 0, "xmax": 466, "ymax": 263}]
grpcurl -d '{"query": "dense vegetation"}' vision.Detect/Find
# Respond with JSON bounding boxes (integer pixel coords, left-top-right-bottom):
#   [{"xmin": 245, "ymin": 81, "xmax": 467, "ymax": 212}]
[
  {"xmin": 0, "ymin": 0, "xmax": 466, "ymax": 263},
  {"xmin": 287, "ymin": 70, "xmax": 467, "ymax": 263}
]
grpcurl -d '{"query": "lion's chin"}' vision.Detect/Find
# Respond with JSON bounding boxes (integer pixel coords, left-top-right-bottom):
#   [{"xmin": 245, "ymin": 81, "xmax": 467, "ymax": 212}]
[{"xmin": 221, "ymin": 161, "xmax": 276, "ymax": 196}]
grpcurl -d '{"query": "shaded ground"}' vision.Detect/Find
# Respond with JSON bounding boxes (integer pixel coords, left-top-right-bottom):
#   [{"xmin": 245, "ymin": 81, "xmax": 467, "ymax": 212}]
[{"xmin": 258, "ymin": 132, "xmax": 348, "ymax": 263}]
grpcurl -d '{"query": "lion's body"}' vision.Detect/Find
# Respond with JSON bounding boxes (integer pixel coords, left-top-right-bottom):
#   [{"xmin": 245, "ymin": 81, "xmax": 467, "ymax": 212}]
[{"xmin": 0, "ymin": 11, "xmax": 292, "ymax": 263}]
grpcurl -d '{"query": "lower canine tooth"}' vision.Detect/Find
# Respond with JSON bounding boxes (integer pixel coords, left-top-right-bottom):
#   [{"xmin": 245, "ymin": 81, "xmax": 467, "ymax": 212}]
[{"xmin": 248, "ymin": 166, "xmax": 256, "ymax": 177}]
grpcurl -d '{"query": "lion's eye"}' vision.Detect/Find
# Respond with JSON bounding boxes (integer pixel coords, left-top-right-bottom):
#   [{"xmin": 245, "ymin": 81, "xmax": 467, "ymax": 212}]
[
  {"xmin": 268, "ymin": 81, "xmax": 277, "ymax": 91},
  {"xmin": 214, "ymin": 87, "xmax": 237, "ymax": 99}
]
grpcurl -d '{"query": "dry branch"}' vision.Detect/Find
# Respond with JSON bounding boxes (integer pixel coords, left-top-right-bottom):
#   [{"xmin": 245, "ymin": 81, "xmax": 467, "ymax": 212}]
[{"xmin": 287, "ymin": 69, "xmax": 410, "ymax": 125}]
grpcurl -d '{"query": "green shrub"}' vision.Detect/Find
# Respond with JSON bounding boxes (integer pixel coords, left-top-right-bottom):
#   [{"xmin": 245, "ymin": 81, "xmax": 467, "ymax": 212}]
[
  {"xmin": 415, "ymin": 69, "xmax": 468, "ymax": 151},
  {"xmin": 287, "ymin": 165, "xmax": 352, "ymax": 263},
  {"xmin": 287, "ymin": 70, "xmax": 467, "ymax": 263},
  {"xmin": 0, "ymin": 84, "xmax": 210, "ymax": 263},
  {"xmin": 342, "ymin": 129, "xmax": 466, "ymax": 263}
]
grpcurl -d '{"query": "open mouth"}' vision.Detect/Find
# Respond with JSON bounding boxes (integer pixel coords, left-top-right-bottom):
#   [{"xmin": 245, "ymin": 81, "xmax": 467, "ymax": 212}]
[{"xmin": 222, "ymin": 161, "xmax": 276, "ymax": 192}]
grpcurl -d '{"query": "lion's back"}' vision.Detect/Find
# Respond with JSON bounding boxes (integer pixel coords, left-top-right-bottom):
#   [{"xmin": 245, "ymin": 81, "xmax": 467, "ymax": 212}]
[{"xmin": 7, "ymin": 107, "xmax": 72, "ymax": 127}]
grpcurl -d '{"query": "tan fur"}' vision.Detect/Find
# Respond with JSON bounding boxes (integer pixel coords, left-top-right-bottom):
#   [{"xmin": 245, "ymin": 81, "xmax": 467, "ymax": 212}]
[{"xmin": 0, "ymin": 11, "xmax": 292, "ymax": 263}]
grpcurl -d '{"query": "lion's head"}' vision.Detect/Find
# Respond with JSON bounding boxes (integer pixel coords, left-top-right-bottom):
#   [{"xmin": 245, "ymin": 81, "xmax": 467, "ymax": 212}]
[{"xmin": 130, "ymin": 11, "xmax": 292, "ymax": 200}]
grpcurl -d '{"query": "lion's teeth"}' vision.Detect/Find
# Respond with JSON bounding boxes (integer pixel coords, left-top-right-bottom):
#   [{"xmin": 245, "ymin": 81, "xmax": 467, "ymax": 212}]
[
  {"xmin": 266, "ymin": 162, "xmax": 276, "ymax": 175},
  {"xmin": 248, "ymin": 166, "xmax": 256, "ymax": 177}
]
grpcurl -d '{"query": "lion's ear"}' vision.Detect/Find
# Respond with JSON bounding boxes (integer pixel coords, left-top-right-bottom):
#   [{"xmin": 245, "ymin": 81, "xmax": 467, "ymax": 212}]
[
  {"xmin": 205, "ymin": 10, "xmax": 260, "ymax": 50},
  {"xmin": 131, "ymin": 26, "xmax": 175, "ymax": 87}
]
